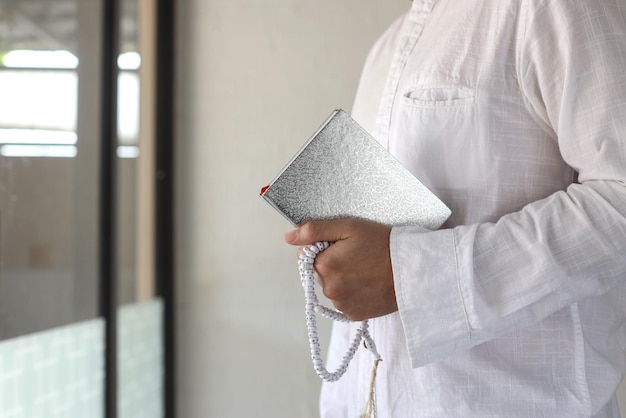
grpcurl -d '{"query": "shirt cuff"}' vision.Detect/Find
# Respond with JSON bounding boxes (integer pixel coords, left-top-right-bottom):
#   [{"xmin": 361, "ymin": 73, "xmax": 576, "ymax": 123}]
[{"xmin": 390, "ymin": 225, "xmax": 471, "ymax": 368}]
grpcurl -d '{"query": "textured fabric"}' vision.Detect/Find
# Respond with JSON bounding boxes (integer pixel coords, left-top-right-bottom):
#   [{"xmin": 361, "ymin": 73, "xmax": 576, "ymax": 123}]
[{"xmin": 320, "ymin": 0, "xmax": 626, "ymax": 416}]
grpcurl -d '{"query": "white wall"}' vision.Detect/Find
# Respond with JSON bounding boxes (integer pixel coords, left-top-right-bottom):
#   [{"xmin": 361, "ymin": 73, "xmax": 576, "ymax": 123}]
[
  {"xmin": 177, "ymin": 1, "xmax": 626, "ymax": 417},
  {"xmin": 176, "ymin": 1, "xmax": 407, "ymax": 417}
]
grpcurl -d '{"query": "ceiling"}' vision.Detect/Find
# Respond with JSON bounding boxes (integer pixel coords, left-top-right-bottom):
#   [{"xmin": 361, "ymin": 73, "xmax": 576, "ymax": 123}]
[{"xmin": 0, "ymin": 0, "xmax": 138, "ymax": 55}]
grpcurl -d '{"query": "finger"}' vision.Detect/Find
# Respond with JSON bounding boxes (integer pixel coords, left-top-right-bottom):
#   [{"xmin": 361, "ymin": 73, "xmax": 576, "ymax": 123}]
[{"xmin": 284, "ymin": 219, "xmax": 352, "ymax": 245}]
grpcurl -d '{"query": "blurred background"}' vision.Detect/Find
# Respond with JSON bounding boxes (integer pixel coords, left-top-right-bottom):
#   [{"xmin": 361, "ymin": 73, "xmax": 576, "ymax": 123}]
[
  {"xmin": 0, "ymin": 0, "xmax": 406, "ymax": 417},
  {"xmin": 2, "ymin": 1, "xmax": 625, "ymax": 417}
]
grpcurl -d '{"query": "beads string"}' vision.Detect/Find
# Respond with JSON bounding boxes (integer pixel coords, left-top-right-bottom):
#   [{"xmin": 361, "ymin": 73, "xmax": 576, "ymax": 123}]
[{"xmin": 298, "ymin": 241, "xmax": 382, "ymax": 382}]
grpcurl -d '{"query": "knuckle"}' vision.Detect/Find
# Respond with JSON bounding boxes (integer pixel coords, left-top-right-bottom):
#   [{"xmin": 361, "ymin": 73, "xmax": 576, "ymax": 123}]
[
  {"xmin": 332, "ymin": 302, "xmax": 363, "ymax": 322},
  {"xmin": 299, "ymin": 221, "xmax": 318, "ymax": 241},
  {"xmin": 314, "ymin": 259, "xmax": 330, "ymax": 277},
  {"xmin": 331, "ymin": 299, "xmax": 349, "ymax": 314},
  {"xmin": 314, "ymin": 253, "xmax": 336, "ymax": 277},
  {"xmin": 345, "ymin": 312, "xmax": 363, "ymax": 322},
  {"xmin": 343, "ymin": 218, "xmax": 358, "ymax": 230},
  {"xmin": 321, "ymin": 281, "xmax": 342, "ymax": 301}
]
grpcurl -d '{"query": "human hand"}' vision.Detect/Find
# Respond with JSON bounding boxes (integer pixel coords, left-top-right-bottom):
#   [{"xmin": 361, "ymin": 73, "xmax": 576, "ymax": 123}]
[{"xmin": 284, "ymin": 218, "xmax": 396, "ymax": 321}]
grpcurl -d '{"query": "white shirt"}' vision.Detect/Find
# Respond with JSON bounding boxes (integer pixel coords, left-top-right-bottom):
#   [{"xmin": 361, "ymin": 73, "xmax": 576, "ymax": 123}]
[{"xmin": 320, "ymin": 0, "xmax": 626, "ymax": 416}]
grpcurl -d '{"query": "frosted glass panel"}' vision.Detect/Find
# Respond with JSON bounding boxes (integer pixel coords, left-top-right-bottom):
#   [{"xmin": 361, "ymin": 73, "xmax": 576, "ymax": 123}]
[
  {"xmin": 117, "ymin": 299, "xmax": 163, "ymax": 418},
  {"xmin": 0, "ymin": 319, "xmax": 104, "ymax": 417}
]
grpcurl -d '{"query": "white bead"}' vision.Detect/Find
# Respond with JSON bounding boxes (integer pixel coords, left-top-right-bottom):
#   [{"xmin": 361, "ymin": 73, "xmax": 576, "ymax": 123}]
[{"xmin": 298, "ymin": 240, "xmax": 381, "ymax": 382}]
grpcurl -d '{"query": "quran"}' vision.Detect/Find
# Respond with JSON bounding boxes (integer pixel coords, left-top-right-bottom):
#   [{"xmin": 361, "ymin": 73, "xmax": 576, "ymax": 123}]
[{"xmin": 260, "ymin": 109, "xmax": 451, "ymax": 230}]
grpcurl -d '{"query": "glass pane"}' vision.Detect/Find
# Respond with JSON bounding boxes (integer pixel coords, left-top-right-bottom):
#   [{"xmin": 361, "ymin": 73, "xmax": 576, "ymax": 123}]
[
  {"xmin": 118, "ymin": 299, "xmax": 164, "ymax": 418},
  {"xmin": 116, "ymin": 0, "xmax": 156, "ymax": 305},
  {"xmin": 117, "ymin": 0, "xmax": 140, "ymax": 305},
  {"xmin": 117, "ymin": 69, "xmax": 140, "ymax": 305},
  {"xmin": 0, "ymin": 0, "xmax": 101, "ymax": 340},
  {"xmin": 116, "ymin": 0, "xmax": 163, "ymax": 416}
]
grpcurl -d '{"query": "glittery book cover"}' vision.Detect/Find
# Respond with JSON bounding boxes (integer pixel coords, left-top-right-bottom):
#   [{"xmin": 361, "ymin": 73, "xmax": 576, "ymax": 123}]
[{"xmin": 260, "ymin": 109, "xmax": 451, "ymax": 229}]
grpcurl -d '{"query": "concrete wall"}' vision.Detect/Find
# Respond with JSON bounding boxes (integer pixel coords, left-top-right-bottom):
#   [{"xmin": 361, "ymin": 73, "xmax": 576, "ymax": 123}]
[{"xmin": 176, "ymin": 1, "xmax": 407, "ymax": 416}]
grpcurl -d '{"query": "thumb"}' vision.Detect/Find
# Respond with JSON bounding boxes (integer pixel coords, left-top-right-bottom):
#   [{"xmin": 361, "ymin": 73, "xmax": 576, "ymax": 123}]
[{"xmin": 284, "ymin": 219, "xmax": 350, "ymax": 246}]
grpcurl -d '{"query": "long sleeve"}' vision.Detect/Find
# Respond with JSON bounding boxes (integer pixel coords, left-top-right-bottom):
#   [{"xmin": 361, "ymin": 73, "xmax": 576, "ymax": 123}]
[
  {"xmin": 320, "ymin": 0, "xmax": 626, "ymax": 415},
  {"xmin": 391, "ymin": 0, "xmax": 626, "ymax": 368}
]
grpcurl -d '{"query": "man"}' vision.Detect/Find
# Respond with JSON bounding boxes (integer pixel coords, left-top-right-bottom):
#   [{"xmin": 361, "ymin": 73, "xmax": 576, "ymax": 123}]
[{"xmin": 285, "ymin": 0, "xmax": 626, "ymax": 416}]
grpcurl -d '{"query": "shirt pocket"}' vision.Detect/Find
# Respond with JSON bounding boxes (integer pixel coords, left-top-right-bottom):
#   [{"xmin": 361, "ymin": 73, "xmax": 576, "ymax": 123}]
[{"xmin": 402, "ymin": 86, "xmax": 475, "ymax": 108}]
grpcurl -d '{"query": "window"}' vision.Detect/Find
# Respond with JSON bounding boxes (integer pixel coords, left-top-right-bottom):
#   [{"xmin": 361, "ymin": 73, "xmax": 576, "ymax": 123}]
[{"xmin": 0, "ymin": 0, "xmax": 175, "ymax": 416}]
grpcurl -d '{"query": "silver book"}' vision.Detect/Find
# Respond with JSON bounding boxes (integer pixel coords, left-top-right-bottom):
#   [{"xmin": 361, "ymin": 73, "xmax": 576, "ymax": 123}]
[{"xmin": 260, "ymin": 109, "xmax": 451, "ymax": 229}]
